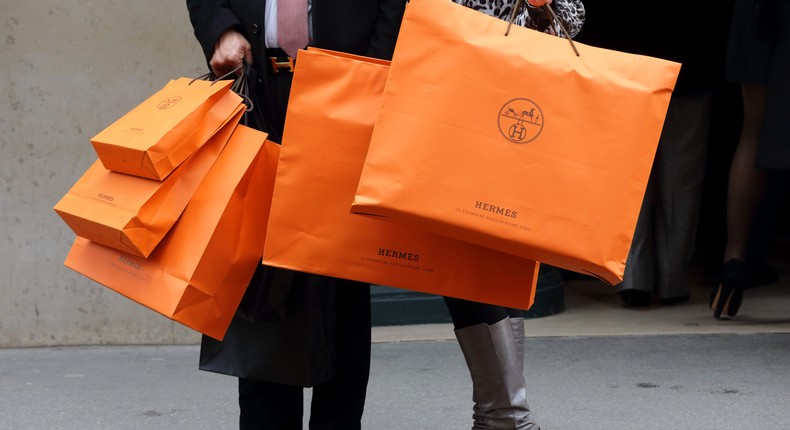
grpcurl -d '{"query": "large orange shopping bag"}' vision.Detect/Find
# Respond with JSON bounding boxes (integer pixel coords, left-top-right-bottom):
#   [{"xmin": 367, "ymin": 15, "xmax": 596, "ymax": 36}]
[
  {"xmin": 65, "ymin": 126, "xmax": 279, "ymax": 340},
  {"xmin": 262, "ymin": 48, "xmax": 539, "ymax": 310},
  {"xmin": 91, "ymin": 77, "xmax": 243, "ymax": 180},
  {"xmin": 54, "ymin": 107, "xmax": 244, "ymax": 258},
  {"xmin": 352, "ymin": 0, "xmax": 681, "ymax": 284}
]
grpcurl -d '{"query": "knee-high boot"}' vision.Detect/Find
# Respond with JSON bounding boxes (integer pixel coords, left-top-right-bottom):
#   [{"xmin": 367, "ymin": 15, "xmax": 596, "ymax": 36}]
[
  {"xmin": 455, "ymin": 318, "xmax": 539, "ymax": 430},
  {"xmin": 473, "ymin": 317, "xmax": 526, "ymax": 419}
]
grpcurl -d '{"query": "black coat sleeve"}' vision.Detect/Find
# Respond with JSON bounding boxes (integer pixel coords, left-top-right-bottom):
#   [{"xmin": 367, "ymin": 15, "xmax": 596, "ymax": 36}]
[{"xmin": 186, "ymin": 0, "xmax": 243, "ymax": 62}]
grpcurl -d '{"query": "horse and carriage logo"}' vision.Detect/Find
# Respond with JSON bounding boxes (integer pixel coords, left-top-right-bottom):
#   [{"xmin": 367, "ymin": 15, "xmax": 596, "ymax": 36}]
[
  {"xmin": 497, "ymin": 98, "xmax": 544, "ymax": 143},
  {"xmin": 157, "ymin": 96, "xmax": 182, "ymax": 110}
]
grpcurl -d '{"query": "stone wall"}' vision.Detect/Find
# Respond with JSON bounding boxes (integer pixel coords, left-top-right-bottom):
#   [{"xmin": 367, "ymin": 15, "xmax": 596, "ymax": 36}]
[{"xmin": 1, "ymin": 0, "xmax": 214, "ymax": 346}]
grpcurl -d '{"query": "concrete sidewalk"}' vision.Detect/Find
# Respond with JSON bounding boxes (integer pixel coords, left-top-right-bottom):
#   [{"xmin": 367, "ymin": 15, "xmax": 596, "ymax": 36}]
[
  {"xmin": 2, "ymin": 334, "xmax": 790, "ymax": 430},
  {"xmin": 2, "ymin": 275, "xmax": 789, "ymax": 430}
]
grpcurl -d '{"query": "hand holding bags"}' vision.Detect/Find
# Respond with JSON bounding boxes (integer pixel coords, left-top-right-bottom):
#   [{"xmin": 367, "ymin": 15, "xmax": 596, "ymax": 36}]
[
  {"xmin": 91, "ymin": 77, "xmax": 243, "ymax": 180},
  {"xmin": 64, "ymin": 126, "xmax": 279, "ymax": 340},
  {"xmin": 262, "ymin": 48, "xmax": 539, "ymax": 310},
  {"xmin": 352, "ymin": 0, "xmax": 682, "ymax": 284}
]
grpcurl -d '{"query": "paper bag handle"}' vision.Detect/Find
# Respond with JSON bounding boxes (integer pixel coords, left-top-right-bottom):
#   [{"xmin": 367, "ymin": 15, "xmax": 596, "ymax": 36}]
[{"xmin": 189, "ymin": 63, "xmax": 254, "ymax": 114}]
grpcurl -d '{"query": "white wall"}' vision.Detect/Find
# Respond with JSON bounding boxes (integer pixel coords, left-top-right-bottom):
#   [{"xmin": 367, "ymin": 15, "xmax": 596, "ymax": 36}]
[{"xmin": 1, "ymin": 0, "xmax": 215, "ymax": 346}]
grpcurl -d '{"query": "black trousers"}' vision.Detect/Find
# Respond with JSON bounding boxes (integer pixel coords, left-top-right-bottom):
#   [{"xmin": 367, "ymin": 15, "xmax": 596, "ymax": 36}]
[{"xmin": 238, "ymin": 280, "xmax": 371, "ymax": 430}]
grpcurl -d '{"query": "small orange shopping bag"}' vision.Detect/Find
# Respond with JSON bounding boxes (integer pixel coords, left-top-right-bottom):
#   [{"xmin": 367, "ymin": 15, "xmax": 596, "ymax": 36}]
[{"xmin": 91, "ymin": 77, "xmax": 243, "ymax": 180}]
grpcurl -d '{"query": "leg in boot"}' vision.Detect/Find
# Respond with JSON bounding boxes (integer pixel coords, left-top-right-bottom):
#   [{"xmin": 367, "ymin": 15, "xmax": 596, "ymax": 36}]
[
  {"xmin": 454, "ymin": 318, "xmax": 539, "ymax": 430},
  {"xmin": 472, "ymin": 317, "xmax": 525, "ymax": 426}
]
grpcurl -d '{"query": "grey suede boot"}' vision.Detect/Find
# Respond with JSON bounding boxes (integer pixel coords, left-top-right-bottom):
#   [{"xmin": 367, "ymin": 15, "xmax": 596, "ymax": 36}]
[
  {"xmin": 473, "ymin": 317, "xmax": 527, "ymax": 419},
  {"xmin": 455, "ymin": 318, "xmax": 539, "ymax": 430}
]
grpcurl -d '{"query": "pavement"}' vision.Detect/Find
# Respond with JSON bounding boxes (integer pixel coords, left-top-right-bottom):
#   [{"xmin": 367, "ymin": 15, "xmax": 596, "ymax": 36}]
[{"xmin": 2, "ymin": 266, "xmax": 789, "ymax": 430}]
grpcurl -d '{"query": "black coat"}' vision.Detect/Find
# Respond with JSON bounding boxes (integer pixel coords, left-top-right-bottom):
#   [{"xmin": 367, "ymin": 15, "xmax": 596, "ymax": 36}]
[
  {"xmin": 185, "ymin": 0, "xmax": 406, "ymax": 386},
  {"xmin": 187, "ymin": 0, "xmax": 405, "ymax": 66}
]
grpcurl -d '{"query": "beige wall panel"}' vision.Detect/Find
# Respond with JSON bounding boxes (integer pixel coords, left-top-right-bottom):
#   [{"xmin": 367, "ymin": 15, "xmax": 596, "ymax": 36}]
[{"xmin": 1, "ymin": 0, "xmax": 217, "ymax": 346}]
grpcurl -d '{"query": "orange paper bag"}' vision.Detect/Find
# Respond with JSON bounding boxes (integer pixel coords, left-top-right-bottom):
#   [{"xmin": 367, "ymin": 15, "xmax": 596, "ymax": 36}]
[
  {"xmin": 54, "ymin": 107, "xmax": 243, "ymax": 258},
  {"xmin": 263, "ymin": 48, "xmax": 539, "ymax": 310},
  {"xmin": 65, "ymin": 126, "xmax": 279, "ymax": 340},
  {"xmin": 352, "ymin": 0, "xmax": 681, "ymax": 284},
  {"xmin": 91, "ymin": 77, "xmax": 243, "ymax": 180}
]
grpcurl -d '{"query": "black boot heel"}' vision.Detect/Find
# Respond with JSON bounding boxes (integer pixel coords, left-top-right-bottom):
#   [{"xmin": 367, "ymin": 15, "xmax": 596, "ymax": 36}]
[
  {"xmin": 710, "ymin": 282, "xmax": 744, "ymax": 319},
  {"xmin": 710, "ymin": 259, "xmax": 748, "ymax": 319}
]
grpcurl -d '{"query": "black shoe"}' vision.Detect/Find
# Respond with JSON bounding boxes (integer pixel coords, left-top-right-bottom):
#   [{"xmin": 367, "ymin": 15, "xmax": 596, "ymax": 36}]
[
  {"xmin": 619, "ymin": 289, "xmax": 652, "ymax": 307},
  {"xmin": 710, "ymin": 259, "xmax": 748, "ymax": 319}
]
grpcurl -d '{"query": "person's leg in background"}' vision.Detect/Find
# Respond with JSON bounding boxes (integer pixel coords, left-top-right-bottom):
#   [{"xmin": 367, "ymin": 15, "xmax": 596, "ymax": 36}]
[
  {"xmin": 723, "ymin": 85, "xmax": 768, "ymax": 264},
  {"xmin": 654, "ymin": 91, "xmax": 714, "ymax": 303},
  {"xmin": 711, "ymin": 84, "xmax": 768, "ymax": 318},
  {"xmin": 616, "ymin": 172, "xmax": 657, "ymax": 306},
  {"xmin": 444, "ymin": 296, "xmax": 539, "ymax": 430},
  {"xmin": 616, "ymin": 91, "xmax": 714, "ymax": 306}
]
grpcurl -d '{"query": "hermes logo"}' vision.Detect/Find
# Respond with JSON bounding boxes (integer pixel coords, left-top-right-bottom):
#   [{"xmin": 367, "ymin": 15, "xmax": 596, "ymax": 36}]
[
  {"xmin": 378, "ymin": 248, "xmax": 420, "ymax": 262},
  {"xmin": 119, "ymin": 255, "xmax": 141, "ymax": 270},
  {"xmin": 475, "ymin": 201, "xmax": 518, "ymax": 218},
  {"xmin": 498, "ymin": 98, "xmax": 543, "ymax": 143},
  {"xmin": 97, "ymin": 193, "xmax": 115, "ymax": 202},
  {"xmin": 157, "ymin": 96, "xmax": 182, "ymax": 110}
]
